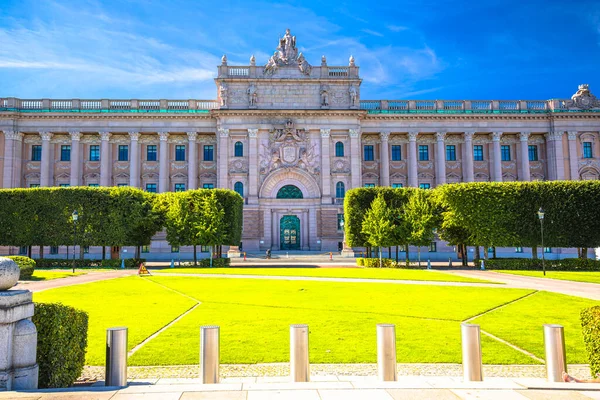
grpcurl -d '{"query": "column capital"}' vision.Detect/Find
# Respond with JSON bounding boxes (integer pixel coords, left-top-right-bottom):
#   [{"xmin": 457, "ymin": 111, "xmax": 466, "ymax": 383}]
[
  {"xmin": 320, "ymin": 128, "xmax": 331, "ymax": 138},
  {"xmin": 519, "ymin": 132, "xmax": 530, "ymax": 142},
  {"xmin": 408, "ymin": 131, "xmax": 419, "ymax": 141},
  {"xmin": 567, "ymin": 131, "xmax": 578, "ymax": 140},
  {"xmin": 4, "ymin": 131, "xmax": 23, "ymax": 141},
  {"xmin": 463, "ymin": 131, "xmax": 475, "ymax": 141},
  {"xmin": 128, "ymin": 132, "xmax": 140, "ymax": 141},
  {"xmin": 218, "ymin": 128, "xmax": 229, "ymax": 138},
  {"xmin": 40, "ymin": 131, "xmax": 53, "ymax": 141},
  {"xmin": 69, "ymin": 131, "xmax": 81, "ymax": 141},
  {"xmin": 545, "ymin": 130, "xmax": 563, "ymax": 141},
  {"xmin": 158, "ymin": 132, "xmax": 169, "ymax": 142},
  {"xmin": 349, "ymin": 128, "xmax": 360, "ymax": 138},
  {"xmin": 435, "ymin": 131, "xmax": 446, "ymax": 142},
  {"xmin": 380, "ymin": 131, "xmax": 390, "ymax": 141},
  {"xmin": 186, "ymin": 131, "xmax": 198, "ymax": 142},
  {"xmin": 248, "ymin": 128, "xmax": 258, "ymax": 138},
  {"xmin": 99, "ymin": 131, "xmax": 111, "ymax": 141},
  {"xmin": 492, "ymin": 131, "xmax": 502, "ymax": 141}
]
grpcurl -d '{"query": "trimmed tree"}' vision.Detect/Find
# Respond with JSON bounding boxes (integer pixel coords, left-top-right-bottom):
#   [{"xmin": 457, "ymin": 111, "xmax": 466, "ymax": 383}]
[
  {"xmin": 405, "ymin": 189, "xmax": 438, "ymax": 267},
  {"xmin": 195, "ymin": 191, "xmax": 226, "ymax": 267},
  {"xmin": 361, "ymin": 193, "xmax": 396, "ymax": 268}
]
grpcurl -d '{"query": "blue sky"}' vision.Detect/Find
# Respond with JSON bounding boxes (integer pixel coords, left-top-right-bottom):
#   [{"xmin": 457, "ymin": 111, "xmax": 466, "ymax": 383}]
[{"xmin": 1, "ymin": 0, "xmax": 599, "ymax": 101}]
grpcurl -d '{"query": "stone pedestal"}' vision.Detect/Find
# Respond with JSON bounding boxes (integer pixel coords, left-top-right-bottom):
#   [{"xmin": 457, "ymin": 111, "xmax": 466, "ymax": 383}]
[
  {"xmin": 0, "ymin": 290, "xmax": 38, "ymax": 391},
  {"xmin": 227, "ymin": 246, "xmax": 242, "ymax": 258}
]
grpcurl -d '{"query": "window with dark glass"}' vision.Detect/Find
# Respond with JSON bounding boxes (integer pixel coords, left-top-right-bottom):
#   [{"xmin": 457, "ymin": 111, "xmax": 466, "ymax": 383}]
[
  {"xmin": 419, "ymin": 183, "xmax": 431, "ymax": 189},
  {"xmin": 146, "ymin": 183, "xmax": 157, "ymax": 193},
  {"xmin": 59, "ymin": 184, "xmax": 70, "ymax": 187},
  {"xmin": 29, "ymin": 184, "xmax": 40, "ymax": 188},
  {"xmin": 19, "ymin": 246, "xmax": 27, "ymax": 255},
  {"xmin": 336, "ymin": 181, "xmax": 345, "ymax": 198},
  {"xmin": 418, "ymin": 145, "xmax": 429, "ymax": 161},
  {"xmin": 50, "ymin": 246, "xmax": 58, "ymax": 255},
  {"xmin": 204, "ymin": 145, "xmax": 214, "ymax": 161},
  {"xmin": 337, "ymin": 214, "xmax": 344, "ymax": 231},
  {"xmin": 363, "ymin": 145, "xmax": 374, "ymax": 161},
  {"xmin": 203, "ymin": 183, "xmax": 214, "ymax": 189},
  {"xmin": 142, "ymin": 245, "xmax": 150, "ymax": 253},
  {"xmin": 446, "ymin": 145, "xmax": 456, "ymax": 161},
  {"xmin": 31, "ymin": 145, "xmax": 42, "ymax": 161},
  {"xmin": 544, "ymin": 247, "xmax": 552, "ymax": 253},
  {"xmin": 83, "ymin": 246, "xmax": 89, "ymax": 254},
  {"xmin": 392, "ymin": 183, "xmax": 403, "ymax": 188},
  {"xmin": 515, "ymin": 247, "xmax": 523, "ymax": 253},
  {"xmin": 60, "ymin": 145, "xmax": 71, "ymax": 161},
  {"xmin": 147, "ymin": 145, "xmax": 157, "ymax": 161},
  {"xmin": 171, "ymin": 245, "xmax": 179, "ymax": 253},
  {"xmin": 473, "ymin": 145, "xmax": 484, "ymax": 161},
  {"xmin": 174, "ymin": 183, "xmax": 186, "ymax": 192},
  {"xmin": 118, "ymin": 145, "xmax": 128, "ymax": 161},
  {"xmin": 429, "ymin": 242, "xmax": 437, "ymax": 252},
  {"xmin": 175, "ymin": 145, "xmax": 186, "ymax": 161},
  {"xmin": 335, "ymin": 141, "xmax": 344, "ymax": 157},
  {"xmin": 88, "ymin": 183, "xmax": 99, "ymax": 187},
  {"xmin": 583, "ymin": 142, "xmax": 593, "ymax": 159},
  {"xmin": 234, "ymin": 141, "xmax": 243, "ymax": 157},
  {"xmin": 364, "ymin": 183, "xmax": 375, "ymax": 188},
  {"xmin": 391, "ymin": 145, "xmax": 401, "ymax": 161},
  {"xmin": 234, "ymin": 181, "xmax": 243, "ymax": 197},
  {"xmin": 117, "ymin": 183, "xmax": 127, "ymax": 187},
  {"xmin": 528, "ymin": 145, "xmax": 538, "ymax": 161},
  {"xmin": 89, "ymin": 145, "xmax": 100, "ymax": 161},
  {"xmin": 501, "ymin": 145, "xmax": 511, "ymax": 161}
]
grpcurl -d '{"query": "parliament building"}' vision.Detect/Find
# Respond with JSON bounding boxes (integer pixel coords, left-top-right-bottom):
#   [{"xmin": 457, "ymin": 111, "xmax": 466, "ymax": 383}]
[{"xmin": 1, "ymin": 30, "xmax": 600, "ymax": 260}]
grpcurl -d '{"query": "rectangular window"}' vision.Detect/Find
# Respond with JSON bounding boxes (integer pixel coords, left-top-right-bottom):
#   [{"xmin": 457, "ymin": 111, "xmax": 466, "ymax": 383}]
[
  {"xmin": 337, "ymin": 214, "xmax": 344, "ymax": 231},
  {"xmin": 398, "ymin": 244, "xmax": 407, "ymax": 252},
  {"xmin": 60, "ymin": 145, "xmax": 71, "ymax": 161},
  {"xmin": 203, "ymin": 183, "xmax": 214, "ymax": 189},
  {"xmin": 88, "ymin": 183, "xmax": 99, "ymax": 187},
  {"xmin": 515, "ymin": 247, "xmax": 523, "ymax": 253},
  {"xmin": 146, "ymin": 183, "xmax": 157, "ymax": 193},
  {"xmin": 429, "ymin": 242, "xmax": 437, "ymax": 252},
  {"xmin": 59, "ymin": 184, "xmax": 70, "ymax": 187},
  {"xmin": 118, "ymin": 145, "xmax": 128, "ymax": 161},
  {"xmin": 501, "ymin": 145, "xmax": 511, "ymax": 161},
  {"xmin": 89, "ymin": 145, "xmax": 100, "ymax": 161},
  {"xmin": 446, "ymin": 145, "xmax": 456, "ymax": 161},
  {"xmin": 473, "ymin": 145, "xmax": 484, "ymax": 161},
  {"xmin": 201, "ymin": 245, "xmax": 210, "ymax": 253},
  {"xmin": 544, "ymin": 247, "xmax": 552, "ymax": 253},
  {"xmin": 391, "ymin": 145, "xmax": 401, "ymax": 161},
  {"xmin": 583, "ymin": 142, "xmax": 593, "ymax": 159},
  {"xmin": 175, "ymin": 145, "xmax": 186, "ymax": 161},
  {"xmin": 50, "ymin": 246, "xmax": 58, "ymax": 255},
  {"xmin": 19, "ymin": 246, "xmax": 27, "ymax": 255},
  {"xmin": 31, "ymin": 145, "xmax": 42, "ymax": 161},
  {"xmin": 418, "ymin": 145, "xmax": 429, "ymax": 161},
  {"xmin": 141, "ymin": 245, "xmax": 150, "ymax": 253},
  {"xmin": 83, "ymin": 246, "xmax": 89, "ymax": 254},
  {"xmin": 364, "ymin": 183, "xmax": 375, "ymax": 188},
  {"xmin": 146, "ymin": 145, "xmax": 157, "ymax": 161},
  {"xmin": 117, "ymin": 183, "xmax": 128, "ymax": 187},
  {"xmin": 30, "ymin": 184, "xmax": 40, "ymax": 188},
  {"xmin": 392, "ymin": 183, "xmax": 403, "ymax": 188},
  {"xmin": 363, "ymin": 145, "xmax": 374, "ymax": 161},
  {"xmin": 174, "ymin": 183, "xmax": 186, "ymax": 192},
  {"xmin": 203, "ymin": 145, "xmax": 214, "ymax": 161},
  {"xmin": 528, "ymin": 145, "xmax": 538, "ymax": 161},
  {"xmin": 419, "ymin": 183, "xmax": 431, "ymax": 189}
]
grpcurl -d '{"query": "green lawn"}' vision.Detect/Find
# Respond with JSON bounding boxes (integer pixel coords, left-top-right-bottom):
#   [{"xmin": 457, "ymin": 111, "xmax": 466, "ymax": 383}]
[
  {"xmin": 496, "ymin": 270, "xmax": 600, "ymax": 284},
  {"xmin": 153, "ymin": 267, "xmax": 495, "ymax": 284}
]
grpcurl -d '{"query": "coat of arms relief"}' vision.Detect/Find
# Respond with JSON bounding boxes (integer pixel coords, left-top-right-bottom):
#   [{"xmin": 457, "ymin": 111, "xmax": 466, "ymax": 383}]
[
  {"xmin": 259, "ymin": 119, "xmax": 320, "ymax": 182},
  {"xmin": 563, "ymin": 84, "xmax": 600, "ymax": 110}
]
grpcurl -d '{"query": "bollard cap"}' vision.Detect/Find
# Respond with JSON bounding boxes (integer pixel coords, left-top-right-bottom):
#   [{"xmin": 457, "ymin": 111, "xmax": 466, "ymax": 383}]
[
  {"xmin": 543, "ymin": 324, "xmax": 564, "ymax": 329},
  {"xmin": 107, "ymin": 327, "xmax": 128, "ymax": 332},
  {"xmin": 460, "ymin": 323, "xmax": 479, "ymax": 328},
  {"xmin": 200, "ymin": 325, "xmax": 220, "ymax": 330},
  {"xmin": 290, "ymin": 324, "xmax": 308, "ymax": 328},
  {"xmin": 376, "ymin": 323, "xmax": 395, "ymax": 328}
]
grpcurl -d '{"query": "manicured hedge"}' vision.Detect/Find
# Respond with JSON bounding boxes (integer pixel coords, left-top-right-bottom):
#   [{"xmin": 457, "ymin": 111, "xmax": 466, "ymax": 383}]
[
  {"xmin": 35, "ymin": 258, "xmax": 145, "ymax": 269},
  {"xmin": 485, "ymin": 258, "xmax": 600, "ymax": 271},
  {"xmin": 6, "ymin": 256, "xmax": 35, "ymax": 279},
  {"xmin": 356, "ymin": 257, "xmax": 399, "ymax": 268},
  {"xmin": 581, "ymin": 306, "xmax": 600, "ymax": 378},
  {"xmin": 32, "ymin": 303, "xmax": 88, "ymax": 388}
]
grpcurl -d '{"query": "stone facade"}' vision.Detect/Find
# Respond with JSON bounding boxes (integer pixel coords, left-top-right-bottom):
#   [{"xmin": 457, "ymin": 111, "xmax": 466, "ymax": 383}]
[{"xmin": 1, "ymin": 31, "xmax": 600, "ymax": 259}]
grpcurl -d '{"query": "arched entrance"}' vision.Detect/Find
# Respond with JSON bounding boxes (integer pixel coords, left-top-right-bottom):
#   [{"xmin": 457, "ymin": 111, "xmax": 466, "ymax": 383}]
[{"xmin": 280, "ymin": 215, "xmax": 300, "ymax": 250}]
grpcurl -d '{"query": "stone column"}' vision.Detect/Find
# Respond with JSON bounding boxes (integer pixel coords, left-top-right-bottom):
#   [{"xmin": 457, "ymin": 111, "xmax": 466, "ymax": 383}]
[
  {"xmin": 301, "ymin": 210, "xmax": 309, "ymax": 250},
  {"xmin": 217, "ymin": 128, "xmax": 229, "ymax": 189},
  {"xmin": 187, "ymin": 132, "xmax": 198, "ymax": 190},
  {"xmin": 463, "ymin": 131, "xmax": 474, "ymax": 182},
  {"xmin": 2, "ymin": 131, "xmax": 23, "ymax": 188},
  {"xmin": 380, "ymin": 131, "xmax": 390, "ymax": 186},
  {"xmin": 492, "ymin": 131, "xmax": 502, "ymax": 182},
  {"xmin": 435, "ymin": 131, "xmax": 446, "ymax": 186},
  {"xmin": 408, "ymin": 131, "xmax": 418, "ymax": 187},
  {"xmin": 99, "ymin": 131, "xmax": 111, "ymax": 186},
  {"xmin": 568, "ymin": 131, "xmax": 579, "ymax": 180},
  {"xmin": 248, "ymin": 129, "xmax": 258, "ymax": 204},
  {"xmin": 349, "ymin": 129, "xmax": 361, "ymax": 188},
  {"xmin": 158, "ymin": 131, "xmax": 169, "ymax": 192},
  {"xmin": 40, "ymin": 132, "xmax": 53, "ymax": 187},
  {"xmin": 548, "ymin": 131, "xmax": 565, "ymax": 180},
  {"xmin": 68, "ymin": 131, "xmax": 81, "ymax": 187},
  {"xmin": 519, "ymin": 132, "xmax": 531, "ymax": 181},
  {"xmin": 320, "ymin": 129, "xmax": 331, "ymax": 203},
  {"xmin": 129, "ymin": 132, "xmax": 140, "ymax": 188}
]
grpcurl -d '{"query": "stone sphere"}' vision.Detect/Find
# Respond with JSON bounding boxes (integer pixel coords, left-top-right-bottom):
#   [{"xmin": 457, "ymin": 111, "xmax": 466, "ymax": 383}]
[{"xmin": 0, "ymin": 257, "xmax": 20, "ymax": 290}]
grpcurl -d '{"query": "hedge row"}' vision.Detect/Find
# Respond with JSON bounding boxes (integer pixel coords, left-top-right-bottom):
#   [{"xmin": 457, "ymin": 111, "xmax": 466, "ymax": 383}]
[
  {"xmin": 484, "ymin": 258, "xmax": 600, "ymax": 271},
  {"xmin": 35, "ymin": 258, "xmax": 145, "ymax": 269},
  {"xmin": 180, "ymin": 258, "xmax": 231, "ymax": 268},
  {"xmin": 32, "ymin": 303, "xmax": 88, "ymax": 388},
  {"xmin": 581, "ymin": 306, "xmax": 600, "ymax": 378},
  {"xmin": 6, "ymin": 256, "xmax": 35, "ymax": 279}
]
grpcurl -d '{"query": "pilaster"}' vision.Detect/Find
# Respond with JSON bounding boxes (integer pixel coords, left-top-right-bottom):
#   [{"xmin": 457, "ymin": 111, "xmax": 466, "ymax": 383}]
[
  {"xmin": 247, "ymin": 129, "xmax": 258, "ymax": 204},
  {"xmin": 217, "ymin": 128, "xmax": 229, "ymax": 189},
  {"xmin": 40, "ymin": 131, "xmax": 53, "ymax": 187},
  {"xmin": 158, "ymin": 131, "xmax": 169, "ymax": 192},
  {"xmin": 380, "ymin": 131, "xmax": 390, "ymax": 187},
  {"xmin": 69, "ymin": 131, "xmax": 81, "ymax": 187},
  {"xmin": 99, "ymin": 131, "xmax": 111, "ymax": 187},
  {"xmin": 408, "ymin": 131, "xmax": 418, "ymax": 187},
  {"xmin": 519, "ymin": 132, "xmax": 531, "ymax": 181},
  {"xmin": 435, "ymin": 131, "xmax": 446, "ymax": 186},
  {"xmin": 567, "ymin": 131, "xmax": 579, "ymax": 180},
  {"xmin": 463, "ymin": 131, "xmax": 474, "ymax": 183},
  {"xmin": 320, "ymin": 129, "xmax": 331, "ymax": 203},
  {"xmin": 129, "ymin": 132, "xmax": 140, "ymax": 188},
  {"xmin": 492, "ymin": 131, "xmax": 502, "ymax": 182},
  {"xmin": 2, "ymin": 131, "xmax": 23, "ymax": 189},
  {"xmin": 187, "ymin": 132, "xmax": 198, "ymax": 190},
  {"xmin": 349, "ymin": 129, "xmax": 361, "ymax": 189}
]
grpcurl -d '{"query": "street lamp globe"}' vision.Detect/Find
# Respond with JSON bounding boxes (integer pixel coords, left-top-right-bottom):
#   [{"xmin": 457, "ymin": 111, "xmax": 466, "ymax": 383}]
[
  {"xmin": 537, "ymin": 207, "xmax": 544, "ymax": 221},
  {"xmin": 72, "ymin": 210, "xmax": 79, "ymax": 222}
]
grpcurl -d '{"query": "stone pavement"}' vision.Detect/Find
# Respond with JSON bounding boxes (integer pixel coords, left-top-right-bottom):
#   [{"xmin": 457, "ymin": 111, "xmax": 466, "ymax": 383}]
[
  {"xmin": 13, "ymin": 269, "xmax": 138, "ymax": 293},
  {"xmin": 1, "ymin": 375, "xmax": 599, "ymax": 399}
]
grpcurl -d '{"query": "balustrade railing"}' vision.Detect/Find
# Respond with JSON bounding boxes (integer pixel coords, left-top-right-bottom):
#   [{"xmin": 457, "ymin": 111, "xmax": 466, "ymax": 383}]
[
  {"xmin": 0, "ymin": 98, "xmax": 218, "ymax": 112},
  {"xmin": 328, "ymin": 67, "xmax": 349, "ymax": 77},
  {"xmin": 228, "ymin": 67, "xmax": 249, "ymax": 77}
]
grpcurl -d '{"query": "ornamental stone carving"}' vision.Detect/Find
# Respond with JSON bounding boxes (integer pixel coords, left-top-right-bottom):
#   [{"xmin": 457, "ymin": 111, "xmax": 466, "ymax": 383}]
[
  {"xmin": 157, "ymin": 132, "xmax": 169, "ymax": 142},
  {"xmin": 229, "ymin": 159, "xmax": 248, "ymax": 173},
  {"xmin": 435, "ymin": 132, "xmax": 446, "ymax": 141},
  {"xmin": 320, "ymin": 129, "xmax": 330, "ymax": 138},
  {"xmin": 380, "ymin": 131, "xmax": 390, "ymax": 141},
  {"xmin": 187, "ymin": 132, "xmax": 198, "ymax": 142},
  {"xmin": 219, "ymin": 82, "xmax": 228, "ymax": 107},
  {"xmin": 99, "ymin": 131, "xmax": 111, "ymax": 141},
  {"xmin": 519, "ymin": 132, "xmax": 530, "ymax": 142},
  {"xmin": 563, "ymin": 84, "xmax": 600, "ymax": 110},
  {"xmin": 418, "ymin": 161, "xmax": 434, "ymax": 170},
  {"xmin": 128, "ymin": 132, "xmax": 140, "ymax": 141},
  {"xmin": 349, "ymin": 84, "xmax": 359, "ymax": 107},
  {"xmin": 408, "ymin": 131, "xmax": 419, "ymax": 141},
  {"xmin": 248, "ymin": 129, "xmax": 258, "ymax": 138},
  {"xmin": 40, "ymin": 131, "xmax": 53, "ymax": 141},
  {"xmin": 219, "ymin": 128, "xmax": 229, "ymax": 138},
  {"xmin": 332, "ymin": 159, "xmax": 351, "ymax": 173},
  {"xmin": 171, "ymin": 162, "xmax": 188, "ymax": 170},
  {"xmin": 567, "ymin": 131, "xmax": 578, "ymax": 140},
  {"xmin": 463, "ymin": 131, "xmax": 475, "ymax": 141},
  {"xmin": 546, "ymin": 131, "xmax": 563, "ymax": 141},
  {"xmin": 4, "ymin": 131, "xmax": 23, "ymax": 141},
  {"xmin": 349, "ymin": 129, "xmax": 360, "ymax": 138},
  {"xmin": 69, "ymin": 131, "xmax": 81, "ymax": 141},
  {"xmin": 142, "ymin": 162, "xmax": 158, "ymax": 171},
  {"xmin": 297, "ymin": 53, "xmax": 312, "ymax": 76},
  {"xmin": 492, "ymin": 132, "xmax": 502, "ymax": 141},
  {"xmin": 447, "ymin": 161, "xmax": 461, "ymax": 170},
  {"xmin": 247, "ymin": 84, "xmax": 258, "ymax": 107}
]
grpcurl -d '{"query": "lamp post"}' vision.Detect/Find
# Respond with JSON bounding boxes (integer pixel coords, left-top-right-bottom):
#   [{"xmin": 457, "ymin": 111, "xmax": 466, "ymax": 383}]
[
  {"xmin": 72, "ymin": 210, "xmax": 78, "ymax": 273},
  {"xmin": 340, "ymin": 219, "xmax": 345, "ymax": 255},
  {"xmin": 537, "ymin": 207, "xmax": 545, "ymax": 276}
]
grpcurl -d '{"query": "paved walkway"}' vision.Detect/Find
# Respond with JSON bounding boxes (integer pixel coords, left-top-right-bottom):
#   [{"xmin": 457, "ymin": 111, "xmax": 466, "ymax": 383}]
[
  {"xmin": 2, "ymin": 376, "xmax": 599, "ymax": 399},
  {"xmin": 13, "ymin": 269, "xmax": 138, "ymax": 293}
]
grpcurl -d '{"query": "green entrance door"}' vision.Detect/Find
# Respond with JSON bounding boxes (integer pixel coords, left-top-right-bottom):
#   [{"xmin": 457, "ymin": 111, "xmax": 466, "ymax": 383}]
[{"xmin": 280, "ymin": 215, "xmax": 300, "ymax": 250}]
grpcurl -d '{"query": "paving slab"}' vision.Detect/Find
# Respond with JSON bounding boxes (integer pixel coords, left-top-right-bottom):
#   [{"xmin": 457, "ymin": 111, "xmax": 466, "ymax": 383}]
[
  {"xmin": 117, "ymin": 383, "xmax": 242, "ymax": 393},
  {"xmin": 180, "ymin": 392, "xmax": 248, "ymax": 399},
  {"xmin": 111, "ymin": 392, "xmax": 183, "ymax": 400},
  {"xmin": 580, "ymin": 392, "xmax": 600, "ymax": 400},
  {"xmin": 386, "ymin": 389, "xmax": 461, "ymax": 400},
  {"xmin": 426, "ymin": 377, "xmax": 525, "ymax": 389},
  {"xmin": 318, "ymin": 388, "xmax": 394, "ymax": 400},
  {"xmin": 246, "ymin": 389, "xmax": 320, "ymax": 399},
  {"xmin": 517, "ymin": 389, "xmax": 596, "ymax": 399},
  {"xmin": 451, "ymin": 389, "xmax": 530, "ymax": 399},
  {"xmin": 242, "ymin": 381, "xmax": 353, "ymax": 391},
  {"xmin": 513, "ymin": 378, "xmax": 600, "ymax": 391}
]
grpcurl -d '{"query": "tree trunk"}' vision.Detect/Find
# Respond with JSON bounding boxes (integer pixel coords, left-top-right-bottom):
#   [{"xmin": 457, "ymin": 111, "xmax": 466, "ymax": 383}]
[
  {"xmin": 405, "ymin": 243, "xmax": 410, "ymax": 267},
  {"xmin": 483, "ymin": 247, "xmax": 489, "ymax": 260},
  {"xmin": 474, "ymin": 246, "xmax": 480, "ymax": 263},
  {"xmin": 492, "ymin": 247, "xmax": 497, "ymax": 259},
  {"xmin": 193, "ymin": 245, "xmax": 198, "ymax": 266},
  {"xmin": 462, "ymin": 244, "xmax": 468, "ymax": 267},
  {"xmin": 27, "ymin": 246, "xmax": 32, "ymax": 258},
  {"xmin": 417, "ymin": 247, "xmax": 421, "ymax": 267},
  {"xmin": 581, "ymin": 247, "xmax": 589, "ymax": 259},
  {"xmin": 102, "ymin": 246, "xmax": 106, "ymax": 260},
  {"xmin": 80, "ymin": 246, "xmax": 85, "ymax": 260},
  {"xmin": 209, "ymin": 246, "xmax": 213, "ymax": 268},
  {"xmin": 135, "ymin": 246, "xmax": 140, "ymax": 259},
  {"xmin": 379, "ymin": 247, "xmax": 383, "ymax": 268},
  {"xmin": 532, "ymin": 246, "xmax": 538, "ymax": 259},
  {"xmin": 39, "ymin": 246, "xmax": 44, "ymax": 259},
  {"xmin": 395, "ymin": 245, "xmax": 398, "ymax": 262}
]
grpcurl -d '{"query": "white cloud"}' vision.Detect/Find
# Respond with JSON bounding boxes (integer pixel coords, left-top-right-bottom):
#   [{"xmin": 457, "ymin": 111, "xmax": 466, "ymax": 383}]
[
  {"xmin": 361, "ymin": 29, "xmax": 384, "ymax": 37},
  {"xmin": 387, "ymin": 25, "xmax": 409, "ymax": 32}
]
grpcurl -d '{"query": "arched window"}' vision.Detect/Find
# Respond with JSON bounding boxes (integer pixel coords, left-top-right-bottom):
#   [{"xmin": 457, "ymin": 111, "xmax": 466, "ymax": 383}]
[
  {"xmin": 276, "ymin": 185, "xmax": 303, "ymax": 199},
  {"xmin": 234, "ymin": 181, "xmax": 244, "ymax": 197},
  {"xmin": 336, "ymin": 182, "xmax": 345, "ymax": 198},
  {"xmin": 335, "ymin": 141, "xmax": 344, "ymax": 157},
  {"xmin": 234, "ymin": 141, "xmax": 243, "ymax": 157}
]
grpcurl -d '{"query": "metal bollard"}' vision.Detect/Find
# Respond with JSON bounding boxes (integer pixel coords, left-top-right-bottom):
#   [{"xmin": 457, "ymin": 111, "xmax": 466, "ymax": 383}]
[
  {"xmin": 243, "ymin": 252, "xmax": 247, "ymax": 261},
  {"xmin": 461, "ymin": 323, "xmax": 483, "ymax": 382},
  {"xmin": 290, "ymin": 324, "xmax": 309, "ymax": 382},
  {"xmin": 449, "ymin": 257, "xmax": 453, "ymax": 267},
  {"xmin": 377, "ymin": 324, "xmax": 397, "ymax": 381},
  {"xmin": 544, "ymin": 324, "xmax": 567, "ymax": 382},
  {"xmin": 480, "ymin": 259, "xmax": 485, "ymax": 270},
  {"xmin": 105, "ymin": 327, "xmax": 127, "ymax": 387},
  {"xmin": 330, "ymin": 252, "xmax": 332, "ymax": 260},
  {"xmin": 427, "ymin": 259, "xmax": 431, "ymax": 270},
  {"xmin": 200, "ymin": 325, "xmax": 220, "ymax": 384}
]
